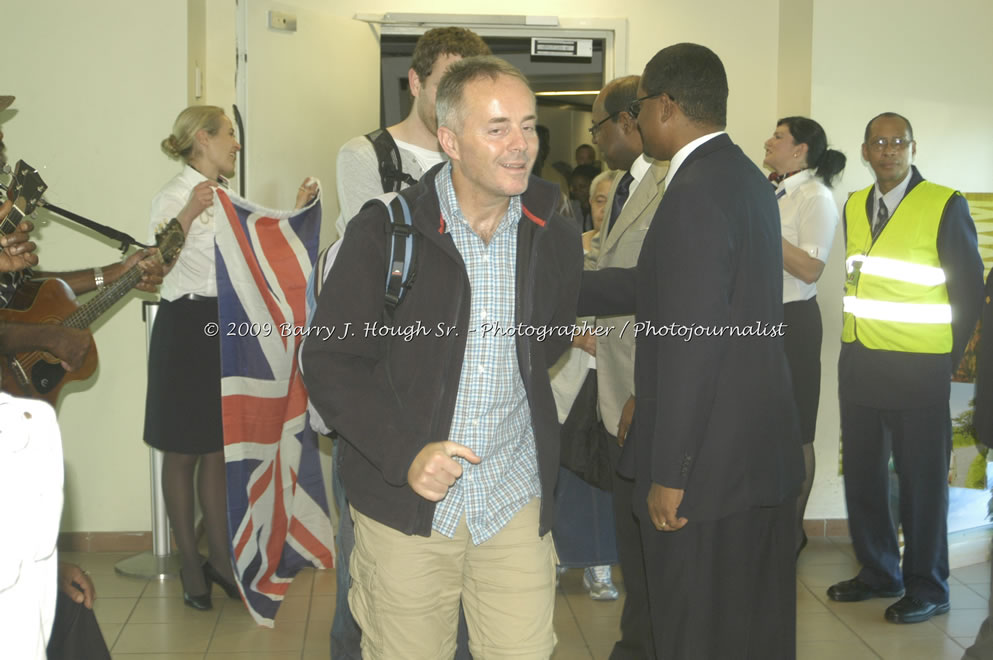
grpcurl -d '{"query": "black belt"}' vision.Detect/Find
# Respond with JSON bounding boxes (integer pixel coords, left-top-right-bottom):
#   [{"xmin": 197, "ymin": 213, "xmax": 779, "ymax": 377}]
[{"xmin": 181, "ymin": 293, "xmax": 216, "ymax": 302}]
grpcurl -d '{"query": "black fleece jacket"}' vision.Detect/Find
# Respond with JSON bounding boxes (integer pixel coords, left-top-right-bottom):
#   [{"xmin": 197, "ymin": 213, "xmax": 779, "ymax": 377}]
[{"xmin": 301, "ymin": 165, "xmax": 582, "ymax": 537}]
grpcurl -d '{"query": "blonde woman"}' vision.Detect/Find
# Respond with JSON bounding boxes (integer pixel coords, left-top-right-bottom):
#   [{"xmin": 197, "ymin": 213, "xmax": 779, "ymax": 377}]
[{"xmin": 144, "ymin": 106, "xmax": 315, "ymax": 610}]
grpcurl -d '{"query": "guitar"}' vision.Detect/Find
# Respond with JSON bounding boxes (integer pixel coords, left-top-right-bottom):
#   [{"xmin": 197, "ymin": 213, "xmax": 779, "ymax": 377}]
[
  {"xmin": 0, "ymin": 218, "xmax": 185, "ymax": 405},
  {"xmin": 1, "ymin": 160, "xmax": 48, "ymax": 254}
]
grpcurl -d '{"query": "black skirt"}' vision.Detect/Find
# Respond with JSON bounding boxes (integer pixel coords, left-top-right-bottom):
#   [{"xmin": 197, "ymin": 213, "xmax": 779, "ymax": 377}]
[
  {"xmin": 783, "ymin": 296, "xmax": 823, "ymax": 445},
  {"xmin": 143, "ymin": 297, "xmax": 223, "ymax": 454}
]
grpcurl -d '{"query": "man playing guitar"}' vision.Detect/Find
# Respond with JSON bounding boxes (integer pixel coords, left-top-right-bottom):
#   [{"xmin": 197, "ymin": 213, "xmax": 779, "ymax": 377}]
[{"xmin": 0, "ymin": 94, "xmax": 164, "ymax": 376}]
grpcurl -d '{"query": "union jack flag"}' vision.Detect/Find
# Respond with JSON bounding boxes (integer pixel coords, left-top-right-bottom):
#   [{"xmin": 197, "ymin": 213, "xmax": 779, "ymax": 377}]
[{"xmin": 214, "ymin": 188, "xmax": 334, "ymax": 627}]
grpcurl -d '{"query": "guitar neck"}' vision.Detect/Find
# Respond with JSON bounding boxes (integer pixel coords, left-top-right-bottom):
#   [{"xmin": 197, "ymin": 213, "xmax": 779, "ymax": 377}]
[
  {"xmin": 62, "ymin": 264, "xmax": 143, "ymax": 329},
  {"xmin": 0, "ymin": 206, "xmax": 27, "ymax": 250}
]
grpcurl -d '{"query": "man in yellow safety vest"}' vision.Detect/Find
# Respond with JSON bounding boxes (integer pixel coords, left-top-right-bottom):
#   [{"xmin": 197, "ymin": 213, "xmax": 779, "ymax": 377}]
[{"xmin": 827, "ymin": 112, "xmax": 984, "ymax": 624}]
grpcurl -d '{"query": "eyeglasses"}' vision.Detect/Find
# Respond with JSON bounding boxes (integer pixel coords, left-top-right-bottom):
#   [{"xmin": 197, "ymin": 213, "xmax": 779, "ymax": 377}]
[
  {"xmin": 588, "ymin": 111, "xmax": 620, "ymax": 137},
  {"xmin": 627, "ymin": 92, "xmax": 665, "ymax": 119},
  {"xmin": 866, "ymin": 137, "xmax": 913, "ymax": 152}
]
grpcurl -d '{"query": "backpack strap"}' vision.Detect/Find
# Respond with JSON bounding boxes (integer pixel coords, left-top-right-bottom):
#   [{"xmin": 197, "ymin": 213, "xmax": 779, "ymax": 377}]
[
  {"xmin": 365, "ymin": 128, "xmax": 418, "ymax": 193},
  {"xmin": 382, "ymin": 194, "xmax": 418, "ymax": 318}
]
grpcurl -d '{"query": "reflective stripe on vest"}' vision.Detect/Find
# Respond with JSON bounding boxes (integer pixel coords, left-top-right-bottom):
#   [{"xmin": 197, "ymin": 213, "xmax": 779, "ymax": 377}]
[
  {"xmin": 842, "ymin": 181, "xmax": 956, "ymax": 353},
  {"xmin": 842, "ymin": 297, "xmax": 951, "ymax": 324},
  {"xmin": 845, "ymin": 255, "xmax": 946, "ymax": 286}
]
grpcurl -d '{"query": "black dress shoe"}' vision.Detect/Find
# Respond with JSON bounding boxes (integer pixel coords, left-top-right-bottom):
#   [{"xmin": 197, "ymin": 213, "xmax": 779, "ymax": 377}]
[
  {"xmin": 204, "ymin": 561, "xmax": 241, "ymax": 600},
  {"xmin": 885, "ymin": 595, "xmax": 950, "ymax": 623},
  {"xmin": 180, "ymin": 569, "xmax": 213, "ymax": 611},
  {"xmin": 827, "ymin": 577, "xmax": 904, "ymax": 602}
]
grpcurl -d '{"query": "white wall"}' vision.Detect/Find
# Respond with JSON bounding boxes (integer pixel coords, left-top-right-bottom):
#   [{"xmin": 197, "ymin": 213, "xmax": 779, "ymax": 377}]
[
  {"xmin": 4, "ymin": 1, "xmax": 187, "ymax": 531},
  {"xmin": 805, "ymin": 0, "xmax": 993, "ymax": 519},
  {"xmin": 271, "ymin": 0, "xmax": 781, "ymax": 167}
]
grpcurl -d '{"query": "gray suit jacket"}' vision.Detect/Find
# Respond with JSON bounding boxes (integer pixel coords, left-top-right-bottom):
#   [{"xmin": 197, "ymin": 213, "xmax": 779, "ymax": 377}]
[{"xmin": 586, "ymin": 158, "xmax": 668, "ymax": 437}]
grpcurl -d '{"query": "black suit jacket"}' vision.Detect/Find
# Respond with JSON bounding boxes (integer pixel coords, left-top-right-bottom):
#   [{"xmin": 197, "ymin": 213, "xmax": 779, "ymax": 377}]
[
  {"xmin": 974, "ymin": 271, "xmax": 993, "ymax": 448},
  {"xmin": 580, "ymin": 134, "xmax": 803, "ymax": 523}
]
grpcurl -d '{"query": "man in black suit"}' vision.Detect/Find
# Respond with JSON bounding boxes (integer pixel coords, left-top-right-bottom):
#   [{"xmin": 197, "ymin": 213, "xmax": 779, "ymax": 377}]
[{"xmin": 579, "ymin": 43, "xmax": 804, "ymax": 658}]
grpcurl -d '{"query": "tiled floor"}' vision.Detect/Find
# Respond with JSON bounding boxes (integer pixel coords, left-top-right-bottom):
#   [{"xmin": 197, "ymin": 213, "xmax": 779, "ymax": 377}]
[{"xmin": 61, "ymin": 537, "xmax": 988, "ymax": 659}]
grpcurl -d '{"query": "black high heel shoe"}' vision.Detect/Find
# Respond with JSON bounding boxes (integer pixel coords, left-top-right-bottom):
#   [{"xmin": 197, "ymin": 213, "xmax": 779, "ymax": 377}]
[
  {"xmin": 204, "ymin": 561, "xmax": 241, "ymax": 600},
  {"xmin": 180, "ymin": 568, "xmax": 213, "ymax": 611}
]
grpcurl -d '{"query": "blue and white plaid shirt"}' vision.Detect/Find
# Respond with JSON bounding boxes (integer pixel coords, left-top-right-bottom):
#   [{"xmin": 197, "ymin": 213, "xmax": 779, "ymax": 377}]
[{"xmin": 432, "ymin": 163, "xmax": 541, "ymax": 544}]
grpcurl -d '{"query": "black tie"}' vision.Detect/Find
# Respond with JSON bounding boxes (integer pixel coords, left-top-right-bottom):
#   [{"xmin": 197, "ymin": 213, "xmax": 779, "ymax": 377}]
[
  {"xmin": 874, "ymin": 199, "xmax": 889, "ymax": 235},
  {"xmin": 607, "ymin": 171, "xmax": 634, "ymax": 235}
]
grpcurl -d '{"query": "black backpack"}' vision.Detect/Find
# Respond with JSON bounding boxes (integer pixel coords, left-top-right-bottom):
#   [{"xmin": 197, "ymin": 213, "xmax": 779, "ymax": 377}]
[
  {"xmin": 365, "ymin": 128, "xmax": 418, "ymax": 193},
  {"xmin": 304, "ymin": 191, "xmax": 419, "ymax": 436},
  {"xmin": 310, "ymin": 191, "xmax": 419, "ymax": 322}
]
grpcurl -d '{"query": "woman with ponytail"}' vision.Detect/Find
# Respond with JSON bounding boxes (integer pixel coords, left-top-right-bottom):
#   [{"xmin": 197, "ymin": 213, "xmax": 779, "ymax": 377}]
[{"xmin": 763, "ymin": 116, "xmax": 846, "ymax": 556}]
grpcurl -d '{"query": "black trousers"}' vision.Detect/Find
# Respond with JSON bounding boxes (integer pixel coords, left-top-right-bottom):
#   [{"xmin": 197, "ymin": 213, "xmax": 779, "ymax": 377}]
[
  {"xmin": 962, "ymin": 534, "xmax": 993, "ymax": 658},
  {"xmin": 607, "ymin": 435, "xmax": 653, "ymax": 660},
  {"xmin": 640, "ymin": 500, "xmax": 796, "ymax": 660},
  {"xmin": 46, "ymin": 589, "xmax": 111, "ymax": 660},
  {"xmin": 840, "ymin": 400, "xmax": 951, "ymax": 603}
]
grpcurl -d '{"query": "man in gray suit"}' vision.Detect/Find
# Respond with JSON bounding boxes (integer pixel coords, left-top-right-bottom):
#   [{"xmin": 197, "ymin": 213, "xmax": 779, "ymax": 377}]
[{"xmin": 587, "ymin": 74, "xmax": 667, "ymax": 660}]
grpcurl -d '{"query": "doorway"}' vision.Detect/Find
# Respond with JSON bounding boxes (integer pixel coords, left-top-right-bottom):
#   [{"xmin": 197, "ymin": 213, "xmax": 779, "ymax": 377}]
[{"xmin": 379, "ymin": 32, "xmax": 606, "ymax": 177}]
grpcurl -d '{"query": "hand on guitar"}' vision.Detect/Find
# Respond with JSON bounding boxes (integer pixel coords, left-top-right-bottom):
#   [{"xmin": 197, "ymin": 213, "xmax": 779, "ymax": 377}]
[
  {"xmin": 0, "ymin": 320, "xmax": 90, "ymax": 374},
  {"xmin": 0, "ymin": 210, "xmax": 38, "ymax": 273},
  {"xmin": 123, "ymin": 248, "xmax": 164, "ymax": 293},
  {"xmin": 48, "ymin": 325, "xmax": 90, "ymax": 372}
]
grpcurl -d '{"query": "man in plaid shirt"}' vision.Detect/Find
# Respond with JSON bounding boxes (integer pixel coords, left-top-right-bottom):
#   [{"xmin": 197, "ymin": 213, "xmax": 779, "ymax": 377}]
[{"xmin": 302, "ymin": 57, "xmax": 582, "ymax": 659}]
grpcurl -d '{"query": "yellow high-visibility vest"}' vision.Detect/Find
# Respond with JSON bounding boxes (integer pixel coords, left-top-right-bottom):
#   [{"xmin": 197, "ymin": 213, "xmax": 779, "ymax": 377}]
[{"xmin": 842, "ymin": 181, "xmax": 957, "ymax": 353}]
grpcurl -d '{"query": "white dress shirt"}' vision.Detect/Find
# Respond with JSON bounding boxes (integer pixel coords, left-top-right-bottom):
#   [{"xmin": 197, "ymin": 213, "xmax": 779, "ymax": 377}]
[
  {"xmin": 620, "ymin": 153, "xmax": 653, "ymax": 214},
  {"xmin": 663, "ymin": 131, "xmax": 726, "ymax": 190},
  {"xmin": 776, "ymin": 169, "xmax": 839, "ymax": 302}
]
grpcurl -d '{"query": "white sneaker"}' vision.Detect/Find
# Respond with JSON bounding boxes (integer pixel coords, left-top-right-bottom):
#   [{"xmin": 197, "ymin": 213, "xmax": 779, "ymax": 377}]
[{"xmin": 583, "ymin": 565, "xmax": 618, "ymax": 600}]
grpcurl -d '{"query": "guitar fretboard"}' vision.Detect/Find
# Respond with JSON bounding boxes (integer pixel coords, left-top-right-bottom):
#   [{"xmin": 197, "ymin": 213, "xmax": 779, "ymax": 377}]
[
  {"xmin": 0, "ymin": 206, "xmax": 26, "ymax": 241},
  {"xmin": 62, "ymin": 264, "xmax": 144, "ymax": 329}
]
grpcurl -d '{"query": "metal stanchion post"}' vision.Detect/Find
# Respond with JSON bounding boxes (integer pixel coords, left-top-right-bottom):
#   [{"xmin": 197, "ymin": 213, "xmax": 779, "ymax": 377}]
[{"xmin": 115, "ymin": 301, "xmax": 181, "ymax": 579}]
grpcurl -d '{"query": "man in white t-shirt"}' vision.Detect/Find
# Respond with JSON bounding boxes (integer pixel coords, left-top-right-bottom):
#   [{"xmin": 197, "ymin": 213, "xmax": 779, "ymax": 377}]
[
  {"xmin": 329, "ymin": 27, "xmax": 490, "ymax": 660},
  {"xmin": 334, "ymin": 27, "xmax": 491, "ymax": 237}
]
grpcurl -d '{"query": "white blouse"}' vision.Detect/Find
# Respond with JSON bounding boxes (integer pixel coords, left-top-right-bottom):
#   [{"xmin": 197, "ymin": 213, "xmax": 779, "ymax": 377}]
[
  {"xmin": 149, "ymin": 165, "xmax": 220, "ymax": 301},
  {"xmin": 776, "ymin": 169, "xmax": 839, "ymax": 303}
]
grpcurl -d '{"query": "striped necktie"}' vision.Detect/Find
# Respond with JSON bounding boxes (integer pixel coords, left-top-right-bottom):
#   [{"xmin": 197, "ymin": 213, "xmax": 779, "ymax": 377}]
[{"xmin": 874, "ymin": 199, "xmax": 889, "ymax": 235}]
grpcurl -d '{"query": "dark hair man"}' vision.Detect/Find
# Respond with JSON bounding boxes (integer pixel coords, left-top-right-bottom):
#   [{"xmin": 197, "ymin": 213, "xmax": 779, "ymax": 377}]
[
  {"xmin": 0, "ymin": 95, "xmax": 161, "ymax": 373},
  {"xmin": 827, "ymin": 112, "xmax": 983, "ymax": 625},
  {"xmin": 579, "ymin": 43, "xmax": 804, "ymax": 658},
  {"xmin": 575, "ymin": 142, "xmax": 597, "ymax": 167},
  {"xmin": 584, "ymin": 73, "xmax": 668, "ymax": 659},
  {"xmin": 333, "ymin": 27, "xmax": 491, "ymax": 238}
]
